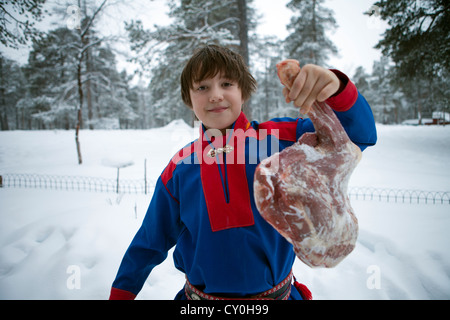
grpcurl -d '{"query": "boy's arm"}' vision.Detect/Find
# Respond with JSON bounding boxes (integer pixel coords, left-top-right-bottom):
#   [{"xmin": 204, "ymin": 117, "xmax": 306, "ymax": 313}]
[
  {"xmin": 109, "ymin": 177, "xmax": 182, "ymax": 300},
  {"xmin": 330, "ymin": 70, "xmax": 377, "ymax": 151},
  {"xmin": 296, "ymin": 69, "xmax": 377, "ymax": 151}
]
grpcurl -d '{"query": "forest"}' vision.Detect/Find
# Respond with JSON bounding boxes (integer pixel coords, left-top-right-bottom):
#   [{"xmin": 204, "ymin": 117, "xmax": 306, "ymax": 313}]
[{"xmin": 1, "ymin": 0, "xmax": 449, "ymax": 132}]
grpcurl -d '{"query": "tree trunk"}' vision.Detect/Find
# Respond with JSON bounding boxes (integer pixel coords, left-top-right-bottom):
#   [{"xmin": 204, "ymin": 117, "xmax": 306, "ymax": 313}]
[
  {"xmin": 417, "ymin": 83, "xmax": 422, "ymax": 125},
  {"xmin": 84, "ymin": 31, "xmax": 94, "ymax": 130},
  {"xmin": 237, "ymin": 0, "xmax": 252, "ymax": 120},
  {"xmin": 86, "ymin": 57, "xmax": 94, "ymax": 129},
  {"xmin": 73, "ymin": 0, "xmax": 107, "ymax": 164},
  {"xmin": 0, "ymin": 57, "xmax": 9, "ymax": 131},
  {"xmin": 75, "ymin": 58, "xmax": 83, "ymax": 165},
  {"xmin": 311, "ymin": 0, "xmax": 317, "ymax": 64}
]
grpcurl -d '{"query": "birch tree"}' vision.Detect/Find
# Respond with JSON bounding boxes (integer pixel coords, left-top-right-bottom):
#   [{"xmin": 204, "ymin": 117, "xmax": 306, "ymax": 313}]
[{"xmin": 285, "ymin": 0, "xmax": 338, "ymax": 66}]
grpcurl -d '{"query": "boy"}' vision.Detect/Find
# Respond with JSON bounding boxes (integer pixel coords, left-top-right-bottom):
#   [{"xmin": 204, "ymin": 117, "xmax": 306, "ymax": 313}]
[{"xmin": 109, "ymin": 45, "xmax": 377, "ymax": 300}]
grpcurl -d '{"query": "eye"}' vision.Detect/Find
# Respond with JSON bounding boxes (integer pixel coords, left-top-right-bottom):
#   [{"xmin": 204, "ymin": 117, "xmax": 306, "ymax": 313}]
[
  {"xmin": 196, "ymin": 85, "xmax": 207, "ymax": 91},
  {"xmin": 222, "ymin": 82, "xmax": 234, "ymax": 88}
]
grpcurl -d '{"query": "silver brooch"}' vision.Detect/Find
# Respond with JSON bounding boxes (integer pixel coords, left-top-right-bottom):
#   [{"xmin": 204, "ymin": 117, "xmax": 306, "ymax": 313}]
[{"xmin": 207, "ymin": 145, "xmax": 234, "ymax": 158}]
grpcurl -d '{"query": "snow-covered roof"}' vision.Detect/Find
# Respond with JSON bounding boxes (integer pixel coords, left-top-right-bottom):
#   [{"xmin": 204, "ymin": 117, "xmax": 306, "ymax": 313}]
[{"xmin": 432, "ymin": 112, "xmax": 450, "ymax": 121}]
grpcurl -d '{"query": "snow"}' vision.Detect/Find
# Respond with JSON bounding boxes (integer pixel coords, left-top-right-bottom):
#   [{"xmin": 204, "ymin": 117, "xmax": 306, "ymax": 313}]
[{"xmin": 0, "ymin": 123, "xmax": 449, "ymax": 300}]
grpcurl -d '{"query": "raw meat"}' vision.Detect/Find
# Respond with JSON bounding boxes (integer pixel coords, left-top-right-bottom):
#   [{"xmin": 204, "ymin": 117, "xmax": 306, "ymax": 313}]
[
  {"xmin": 254, "ymin": 59, "xmax": 362, "ymax": 268},
  {"xmin": 276, "ymin": 59, "xmax": 301, "ymax": 91}
]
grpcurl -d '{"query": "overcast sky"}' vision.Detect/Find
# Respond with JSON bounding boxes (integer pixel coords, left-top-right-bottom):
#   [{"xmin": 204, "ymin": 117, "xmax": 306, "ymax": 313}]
[
  {"xmin": 118, "ymin": 0, "xmax": 388, "ymax": 76},
  {"xmin": 1, "ymin": 0, "xmax": 387, "ymax": 77},
  {"xmin": 256, "ymin": 0, "xmax": 387, "ymax": 75}
]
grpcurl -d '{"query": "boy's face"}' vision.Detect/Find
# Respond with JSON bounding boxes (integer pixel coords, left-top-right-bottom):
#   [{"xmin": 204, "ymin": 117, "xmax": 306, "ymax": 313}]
[{"xmin": 190, "ymin": 73, "xmax": 243, "ymax": 135}]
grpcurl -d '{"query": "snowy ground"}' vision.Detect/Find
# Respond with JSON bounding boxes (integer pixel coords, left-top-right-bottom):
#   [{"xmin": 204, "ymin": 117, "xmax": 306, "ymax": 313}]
[{"xmin": 0, "ymin": 122, "xmax": 449, "ymax": 300}]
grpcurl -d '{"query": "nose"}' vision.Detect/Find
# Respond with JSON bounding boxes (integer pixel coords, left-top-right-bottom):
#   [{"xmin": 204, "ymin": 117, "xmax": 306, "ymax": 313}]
[{"xmin": 209, "ymin": 86, "xmax": 224, "ymax": 103}]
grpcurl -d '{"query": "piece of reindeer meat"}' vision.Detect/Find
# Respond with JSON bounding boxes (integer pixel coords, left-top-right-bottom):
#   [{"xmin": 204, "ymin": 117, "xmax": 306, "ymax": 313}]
[{"xmin": 254, "ymin": 59, "xmax": 362, "ymax": 268}]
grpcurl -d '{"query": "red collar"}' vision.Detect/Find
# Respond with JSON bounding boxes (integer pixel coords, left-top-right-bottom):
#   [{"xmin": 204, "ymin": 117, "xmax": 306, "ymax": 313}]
[
  {"xmin": 199, "ymin": 111, "xmax": 250, "ymax": 149},
  {"xmin": 197, "ymin": 112, "xmax": 254, "ymax": 232}
]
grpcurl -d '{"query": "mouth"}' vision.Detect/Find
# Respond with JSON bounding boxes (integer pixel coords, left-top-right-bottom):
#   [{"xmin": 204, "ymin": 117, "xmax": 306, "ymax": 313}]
[{"xmin": 208, "ymin": 106, "xmax": 229, "ymax": 113}]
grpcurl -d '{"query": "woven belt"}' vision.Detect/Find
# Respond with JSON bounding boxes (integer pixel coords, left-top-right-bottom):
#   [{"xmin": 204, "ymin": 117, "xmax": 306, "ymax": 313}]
[{"xmin": 185, "ymin": 270, "xmax": 293, "ymax": 300}]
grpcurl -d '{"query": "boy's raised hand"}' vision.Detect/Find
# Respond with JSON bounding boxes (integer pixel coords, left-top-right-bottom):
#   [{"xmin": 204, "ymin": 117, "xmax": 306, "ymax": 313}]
[{"xmin": 282, "ymin": 64, "xmax": 341, "ymax": 115}]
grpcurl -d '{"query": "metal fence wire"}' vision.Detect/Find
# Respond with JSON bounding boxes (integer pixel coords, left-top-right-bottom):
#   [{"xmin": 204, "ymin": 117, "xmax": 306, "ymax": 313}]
[
  {"xmin": 1, "ymin": 173, "xmax": 449, "ymax": 205},
  {"xmin": 347, "ymin": 186, "xmax": 450, "ymax": 205},
  {"xmin": 0, "ymin": 173, "xmax": 155, "ymax": 195}
]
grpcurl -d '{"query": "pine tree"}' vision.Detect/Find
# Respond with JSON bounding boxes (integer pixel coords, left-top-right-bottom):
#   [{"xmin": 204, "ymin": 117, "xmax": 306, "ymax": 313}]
[
  {"xmin": 251, "ymin": 36, "xmax": 298, "ymax": 121},
  {"xmin": 126, "ymin": 0, "xmax": 257, "ymax": 125},
  {"xmin": 284, "ymin": 0, "xmax": 338, "ymax": 66},
  {"xmin": 374, "ymin": 0, "xmax": 449, "ymax": 79},
  {"xmin": 369, "ymin": 56, "xmax": 397, "ymax": 124},
  {"xmin": 0, "ymin": 0, "xmax": 48, "ymax": 49},
  {"xmin": 0, "ymin": 54, "xmax": 27, "ymax": 130},
  {"xmin": 21, "ymin": 27, "xmax": 79, "ymax": 130},
  {"xmin": 87, "ymin": 46, "xmax": 138, "ymax": 129},
  {"xmin": 373, "ymin": 0, "xmax": 449, "ymax": 123},
  {"xmin": 20, "ymin": 25, "xmax": 136, "ymax": 131}
]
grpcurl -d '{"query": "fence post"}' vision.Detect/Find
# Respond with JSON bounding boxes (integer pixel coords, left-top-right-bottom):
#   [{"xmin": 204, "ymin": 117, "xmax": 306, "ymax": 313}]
[
  {"xmin": 0, "ymin": 175, "xmax": 2, "ymax": 188},
  {"xmin": 144, "ymin": 158, "xmax": 147, "ymax": 195},
  {"xmin": 116, "ymin": 168, "xmax": 120, "ymax": 194}
]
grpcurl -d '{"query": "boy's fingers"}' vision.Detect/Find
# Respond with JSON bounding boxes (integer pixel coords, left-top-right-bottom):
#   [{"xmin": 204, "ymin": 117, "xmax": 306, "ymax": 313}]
[
  {"xmin": 317, "ymin": 81, "xmax": 339, "ymax": 102},
  {"xmin": 298, "ymin": 85, "xmax": 321, "ymax": 114},
  {"xmin": 293, "ymin": 75, "xmax": 319, "ymax": 110},
  {"xmin": 288, "ymin": 68, "xmax": 307, "ymax": 101},
  {"xmin": 285, "ymin": 65, "xmax": 339, "ymax": 111},
  {"xmin": 282, "ymin": 87, "xmax": 291, "ymax": 103}
]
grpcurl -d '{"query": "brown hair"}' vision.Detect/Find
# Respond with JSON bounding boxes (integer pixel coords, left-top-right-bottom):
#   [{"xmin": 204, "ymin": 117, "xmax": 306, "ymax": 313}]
[{"xmin": 180, "ymin": 45, "xmax": 257, "ymax": 108}]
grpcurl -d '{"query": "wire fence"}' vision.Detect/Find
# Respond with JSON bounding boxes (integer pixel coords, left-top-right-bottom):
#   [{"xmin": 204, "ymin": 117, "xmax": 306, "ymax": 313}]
[
  {"xmin": 1, "ymin": 173, "xmax": 449, "ymax": 205},
  {"xmin": 0, "ymin": 173, "xmax": 155, "ymax": 195},
  {"xmin": 347, "ymin": 186, "xmax": 450, "ymax": 205}
]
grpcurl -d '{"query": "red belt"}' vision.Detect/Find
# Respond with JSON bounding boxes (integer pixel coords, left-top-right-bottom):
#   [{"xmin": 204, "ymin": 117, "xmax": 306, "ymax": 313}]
[{"xmin": 185, "ymin": 270, "xmax": 293, "ymax": 300}]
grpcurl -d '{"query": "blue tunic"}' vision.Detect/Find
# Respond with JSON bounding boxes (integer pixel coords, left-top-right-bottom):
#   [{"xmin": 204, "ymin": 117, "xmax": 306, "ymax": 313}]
[{"xmin": 110, "ymin": 72, "xmax": 377, "ymax": 299}]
